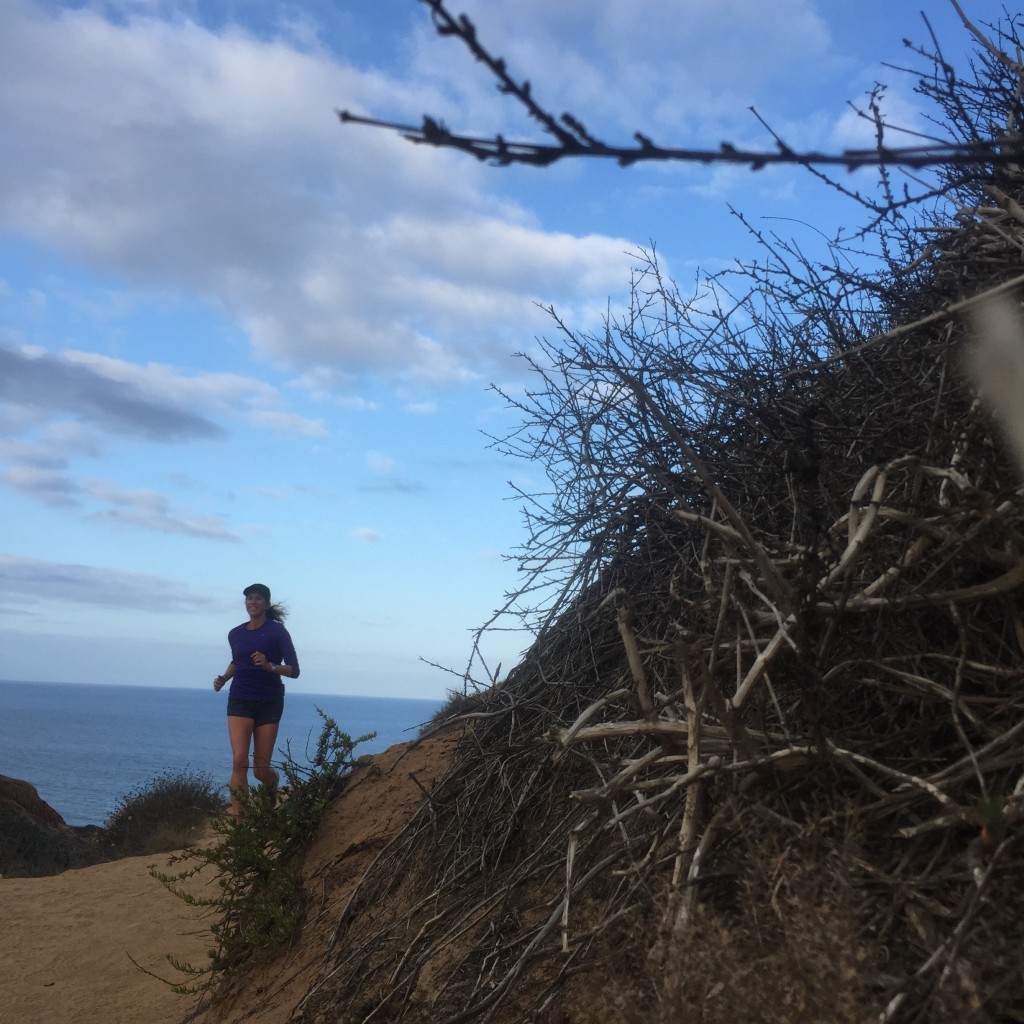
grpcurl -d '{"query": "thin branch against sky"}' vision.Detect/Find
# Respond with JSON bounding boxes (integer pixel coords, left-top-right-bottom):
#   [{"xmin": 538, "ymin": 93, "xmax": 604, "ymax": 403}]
[{"xmin": 340, "ymin": 0, "xmax": 1024, "ymax": 176}]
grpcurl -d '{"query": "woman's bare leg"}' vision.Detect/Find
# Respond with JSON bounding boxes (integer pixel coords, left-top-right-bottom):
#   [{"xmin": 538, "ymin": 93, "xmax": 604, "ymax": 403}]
[
  {"xmin": 227, "ymin": 715, "xmax": 256, "ymax": 815},
  {"xmin": 252, "ymin": 722, "xmax": 281, "ymax": 791}
]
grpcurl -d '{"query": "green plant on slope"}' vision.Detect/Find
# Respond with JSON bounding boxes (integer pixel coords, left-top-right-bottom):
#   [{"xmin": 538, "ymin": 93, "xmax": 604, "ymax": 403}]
[{"xmin": 150, "ymin": 710, "xmax": 373, "ymax": 993}]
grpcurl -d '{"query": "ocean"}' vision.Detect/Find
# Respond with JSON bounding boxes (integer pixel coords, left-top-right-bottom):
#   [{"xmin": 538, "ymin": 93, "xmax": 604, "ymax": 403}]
[{"xmin": 0, "ymin": 680, "xmax": 442, "ymax": 826}]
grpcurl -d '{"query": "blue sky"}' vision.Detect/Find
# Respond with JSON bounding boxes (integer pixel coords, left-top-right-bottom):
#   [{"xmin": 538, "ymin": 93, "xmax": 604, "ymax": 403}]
[{"xmin": 0, "ymin": 0, "xmax": 984, "ymax": 697}]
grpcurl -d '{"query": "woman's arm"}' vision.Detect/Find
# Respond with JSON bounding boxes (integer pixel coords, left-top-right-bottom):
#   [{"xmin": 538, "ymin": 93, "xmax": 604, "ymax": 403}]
[
  {"xmin": 251, "ymin": 624, "xmax": 300, "ymax": 678},
  {"xmin": 254, "ymin": 654, "xmax": 295, "ymax": 677},
  {"xmin": 213, "ymin": 662, "xmax": 236, "ymax": 691},
  {"xmin": 276, "ymin": 624, "xmax": 300, "ymax": 679}
]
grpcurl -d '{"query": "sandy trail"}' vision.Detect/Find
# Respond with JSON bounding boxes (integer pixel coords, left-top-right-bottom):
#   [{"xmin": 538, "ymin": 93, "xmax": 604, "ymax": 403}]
[
  {"xmin": 1, "ymin": 841, "xmax": 218, "ymax": 1024},
  {"xmin": 0, "ymin": 733, "xmax": 456, "ymax": 1024}
]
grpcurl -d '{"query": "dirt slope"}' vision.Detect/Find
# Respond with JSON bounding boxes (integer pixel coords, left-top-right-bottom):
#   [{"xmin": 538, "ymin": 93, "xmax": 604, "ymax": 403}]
[
  {"xmin": 0, "ymin": 847, "xmax": 217, "ymax": 1024},
  {"xmin": 192, "ymin": 731, "xmax": 457, "ymax": 1024},
  {"xmin": 0, "ymin": 734, "xmax": 456, "ymax": 1024}
]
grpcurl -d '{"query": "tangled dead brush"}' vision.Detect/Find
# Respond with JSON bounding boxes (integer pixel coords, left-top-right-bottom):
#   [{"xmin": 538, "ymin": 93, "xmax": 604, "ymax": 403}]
[{"xmin": 291, "ymin": 12, "xmax": 1024, "ymax": 1024}]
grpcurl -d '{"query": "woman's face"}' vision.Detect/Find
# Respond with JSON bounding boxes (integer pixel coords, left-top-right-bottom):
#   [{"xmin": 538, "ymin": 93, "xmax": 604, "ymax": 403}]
[{"xmin": 246, "ymin": 593, "xmax": 269, "ymax": 617}]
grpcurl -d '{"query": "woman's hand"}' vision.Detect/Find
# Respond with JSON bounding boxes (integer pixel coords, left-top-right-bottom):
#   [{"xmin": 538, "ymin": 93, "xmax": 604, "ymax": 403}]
[
  {"xmin": 213, "ymin": 675, "xmax": 226, "ymax": 691},
  {"xmin": 252, "ymin": 651, "xmax": 276, "ymax": 673}
]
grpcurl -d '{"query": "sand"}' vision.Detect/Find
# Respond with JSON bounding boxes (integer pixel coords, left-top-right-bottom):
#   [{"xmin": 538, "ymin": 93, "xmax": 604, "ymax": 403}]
[
  {"xmin": 0, "ymin": 846, "xmax": 216, "ymax": 1024},
  {"xmin": 0, "ymin": 732, "xmax": 457, "ymax": 1024}
]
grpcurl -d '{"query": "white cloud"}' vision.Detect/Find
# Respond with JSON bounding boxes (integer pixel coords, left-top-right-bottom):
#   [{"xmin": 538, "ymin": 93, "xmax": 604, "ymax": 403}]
[
  {"xmin": 409, "ymin": 0, "xmax": 833, "ymax": 137},
  {"xmin": 247, "ymin": 408, "xmax": 328, "ymax": 437},
  {"xmin": 0, "ymin": 0, "xmax": 639, "ymax": 386},
  {"xmin": 1, "ymin": 465, "xmax": 80, "ymax": 507},
  {"xmin": 358, "ymin": 458, "xmax": 429, "ymax": 495},
  {"xmin": 0, "ymin": 551, "xmax": 220, "ymax": 610},
  {"xmin": 0, "ymin": 340, "xmax": 322, "ymax": 463},
  {"xmin": 830, "ymin": 84, "xmax": 928, "ymax": 151},
  {"xmin": 82, "ymin": 477, "xmax": 241, "ymax": 540},
  {"xmin": 366, "ymin": 450, "xmax": 398, "ymax": 474},
  {"xmin": 0, "ymin": 338, "xmax": 324, "ymax": 523},
  {"xmin": 351, "ymin": 526, "xmax": 382, "ymax": 543}
]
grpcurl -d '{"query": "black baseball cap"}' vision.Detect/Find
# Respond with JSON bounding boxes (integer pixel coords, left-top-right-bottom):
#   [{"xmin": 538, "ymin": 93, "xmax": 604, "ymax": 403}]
[{"xmin": 243, "ymin": 583, "xmax": 271, "ymax": 601}]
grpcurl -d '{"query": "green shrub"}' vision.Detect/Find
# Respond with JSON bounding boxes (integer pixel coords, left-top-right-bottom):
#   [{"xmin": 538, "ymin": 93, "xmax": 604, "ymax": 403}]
[
  {"xmin": 153, "ymin": 711, "xmax": 372, "ymax": 993},
  {"xmin": 103, "ymin": 769, "xmax": 227, "ymax": 858}
]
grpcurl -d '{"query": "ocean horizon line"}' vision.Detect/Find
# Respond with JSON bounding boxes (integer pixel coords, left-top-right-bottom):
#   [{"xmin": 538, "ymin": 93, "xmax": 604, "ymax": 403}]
[
  {"xmin": 0, "ymin": 680, "xmax": 443, "ymax": 825},
  {"xmin": 0, "ymin": 677, "xmax": 445, "ymax": 704}
]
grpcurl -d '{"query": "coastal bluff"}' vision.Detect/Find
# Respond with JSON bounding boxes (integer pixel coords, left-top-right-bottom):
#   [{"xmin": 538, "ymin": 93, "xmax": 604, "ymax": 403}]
[{"xmin": 0, "ymin": 774, "xmax": 100, "ymax": 878}]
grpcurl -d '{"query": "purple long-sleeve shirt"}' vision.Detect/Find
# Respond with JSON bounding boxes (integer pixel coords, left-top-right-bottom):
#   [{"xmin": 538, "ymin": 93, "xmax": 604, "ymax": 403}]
[{"xmin": 227, "ymin": 618, "xmax": 300, "ymax": 701}]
